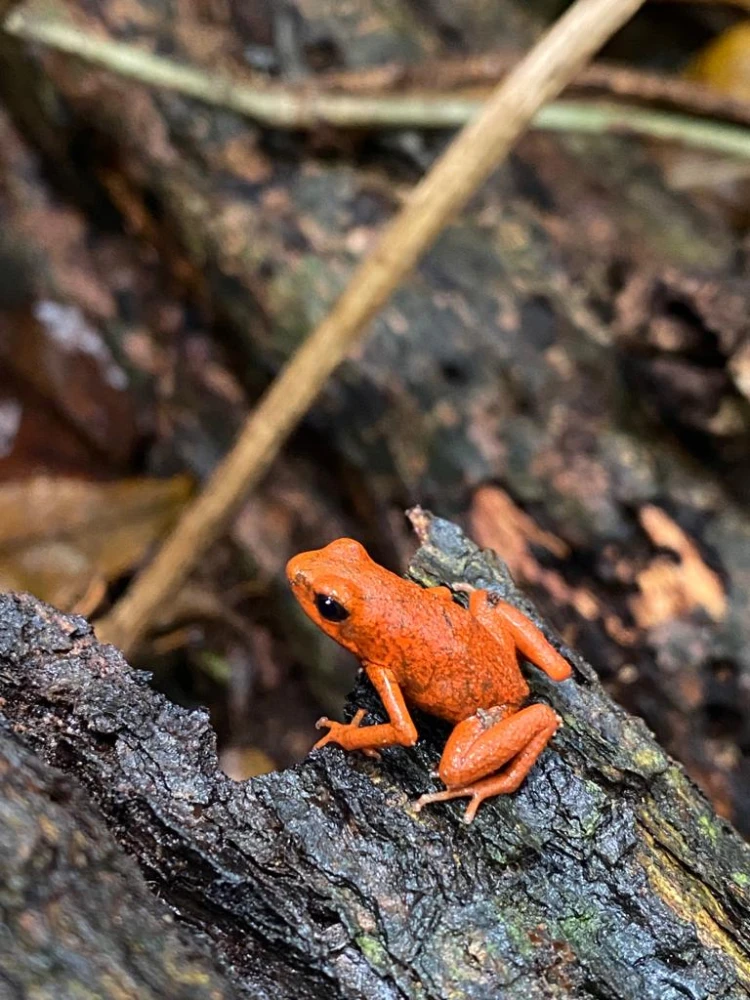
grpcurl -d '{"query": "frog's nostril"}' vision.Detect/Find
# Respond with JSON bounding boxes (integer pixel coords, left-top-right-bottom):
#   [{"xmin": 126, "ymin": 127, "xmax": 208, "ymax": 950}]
[
  {"xmin": 286, "ymin": 555, "xmax": 302, "ymax": 582},
  {"xmin": 286, "ymin": 556, "xmax": 310, "ymax": 591}
]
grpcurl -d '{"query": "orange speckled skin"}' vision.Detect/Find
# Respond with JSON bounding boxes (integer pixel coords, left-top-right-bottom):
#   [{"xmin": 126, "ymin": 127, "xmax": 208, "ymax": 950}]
[{"xmin": 286, "ymin": 538, "xmax": 572, "ymax": 823}]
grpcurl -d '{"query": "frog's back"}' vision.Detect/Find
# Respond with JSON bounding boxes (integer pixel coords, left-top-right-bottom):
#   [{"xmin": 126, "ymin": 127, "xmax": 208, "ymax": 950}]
[{"xmin": 390, "ymin": 586, "xmax": 530, "ymax": 724}]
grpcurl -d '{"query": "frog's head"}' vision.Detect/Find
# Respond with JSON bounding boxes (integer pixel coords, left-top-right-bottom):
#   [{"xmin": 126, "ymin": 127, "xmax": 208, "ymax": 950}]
[{"xmin": 286, "ymin": 538, "xmax": 375, "ymax": 650}]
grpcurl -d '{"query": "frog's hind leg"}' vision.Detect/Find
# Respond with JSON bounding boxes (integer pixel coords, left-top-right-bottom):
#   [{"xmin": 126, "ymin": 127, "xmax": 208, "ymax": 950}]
[{"xmin": 414, "ymin": 703, "xmax": 560, "ymax": 824}]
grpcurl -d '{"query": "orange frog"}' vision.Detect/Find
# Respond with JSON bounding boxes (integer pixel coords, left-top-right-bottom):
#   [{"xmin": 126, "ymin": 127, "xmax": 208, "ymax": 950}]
[{"xmin": 286, "ymin": 538, "xmax": 572, "ymax": 823}]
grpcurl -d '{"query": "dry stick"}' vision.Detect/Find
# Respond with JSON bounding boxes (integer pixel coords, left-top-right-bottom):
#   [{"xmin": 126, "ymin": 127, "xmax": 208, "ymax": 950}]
[
  {"xmin": 9, "ymin": 10, "xmax": 745, "ymax": 126},
  {"xmin": 6, "ymin": 13, "xmax": 750, "ymax": 157},
  {"xmin": 88, "ymin": 0, "xmax": 647, "ymax": 655},
  {"xmin": 8, "ymin": 9, "xmax": 750, "ymax": 159},
  {"xmin": 3, "ymin": 9, "xmax": 482, "ymax": 128},
  {"xmin": 320, "ymin": 51, "xmax": 750, "ymax": 130}
]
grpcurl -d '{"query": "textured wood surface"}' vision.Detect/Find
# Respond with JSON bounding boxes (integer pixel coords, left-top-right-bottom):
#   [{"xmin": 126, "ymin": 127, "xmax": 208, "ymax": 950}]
[{"xmin": 1, "ymin": 512, "xmax": 749, "ymax": 998}]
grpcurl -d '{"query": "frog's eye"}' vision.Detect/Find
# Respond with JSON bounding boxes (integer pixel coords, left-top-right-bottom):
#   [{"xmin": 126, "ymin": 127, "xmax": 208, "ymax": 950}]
[{"xmin": 314, "ymin": 593, "xmax": 350, "ymax": 623}]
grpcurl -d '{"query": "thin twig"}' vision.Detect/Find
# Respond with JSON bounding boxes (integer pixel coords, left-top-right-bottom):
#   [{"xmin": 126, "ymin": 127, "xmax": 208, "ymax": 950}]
[
  {"xmin": 4, "ymin": 9, "xmax": 479, "ymax": 128},
  {"xmin": 542, "ymin": 101, "xmax": 750, "ymax": 158},
  {"xmin": 14, "ymin": 8, "xmax": 750, "ymax": 130},
  {"xmin": 7, "ymin": 8, "xmax": 750, "ymax": 159},
  {"xmin": 319, "ymin": 52, "xmax": 750, "ymax": 130},
  {"xmin": 86, "ymin": 0, "xmax": 648, "ymax": 655}
]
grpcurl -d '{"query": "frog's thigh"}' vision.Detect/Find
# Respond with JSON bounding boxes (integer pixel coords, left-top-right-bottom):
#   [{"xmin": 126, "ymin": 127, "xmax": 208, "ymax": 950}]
[
  {"xmin": 438, "ymin": 703, "xmax": 558, "ymax": 788},
  {"xmin": 425, "ymin": 585, "xmax": 454, "ymax": 603}
]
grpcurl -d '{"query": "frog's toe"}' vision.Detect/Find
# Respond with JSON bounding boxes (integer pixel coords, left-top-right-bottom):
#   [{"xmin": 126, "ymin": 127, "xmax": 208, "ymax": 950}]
[
  {"xmin": 313, "ymin": 718, "xmax": 359, "ymax": 751},
  {"xmin": 313, "ymin": 717, "xmax": 337, "ymax": 750},
  {"xmin": 413, "ymin": 787, "xmax": 462, "ymax": 813},
  {"xmin": 350, "ymin": 708, "xmax": 367, "ymax": 727},
  {"xmin": 462, "ymin": 795, "xmax": 482, "ymax": 824}
]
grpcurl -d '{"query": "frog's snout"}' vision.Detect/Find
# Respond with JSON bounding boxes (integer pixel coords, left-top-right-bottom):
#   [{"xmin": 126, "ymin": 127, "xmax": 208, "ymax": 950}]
[
  {"xmin": 286, "ymin": 555, "xmax": 303, "ymax": 585},
  {"xmin": 286, "ymin": 552, "xmax": 313, "ymax": 592}
]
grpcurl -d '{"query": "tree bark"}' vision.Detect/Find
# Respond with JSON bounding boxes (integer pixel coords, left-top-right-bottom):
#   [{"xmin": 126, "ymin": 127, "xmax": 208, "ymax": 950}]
[
  {"xmin": 0, "ymin": 719, "xmax": 236, "ymax": 997},
  {"xmin": 1, "ymin": 510, "xmax": 749, "ymax": 999}
]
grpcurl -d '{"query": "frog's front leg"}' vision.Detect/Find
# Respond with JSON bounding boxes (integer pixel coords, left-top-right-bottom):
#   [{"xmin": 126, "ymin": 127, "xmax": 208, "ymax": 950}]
[
  {"xmin": 314, "ymin": 663, "xmax": 418, "ymax": 753},
  {"xmin": 458, "ymin": 585, "xmax": 572, "ymax": 682}
]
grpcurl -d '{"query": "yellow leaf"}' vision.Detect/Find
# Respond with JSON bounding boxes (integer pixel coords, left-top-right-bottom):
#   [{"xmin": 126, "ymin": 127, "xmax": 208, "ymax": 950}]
[
  {"xmin": 686, "ymin": 22, "xmax": 750, "ymax": 100},
  {"xmin": 0, "ymin": 475, "xmax": 192, "ymax": 610},
  {"xmin": 220, "ymin": 746, "xmax": 277, "ymax": 781}
]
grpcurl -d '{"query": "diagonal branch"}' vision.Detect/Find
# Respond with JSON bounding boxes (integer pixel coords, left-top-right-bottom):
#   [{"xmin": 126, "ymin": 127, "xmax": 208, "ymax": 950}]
[{"xmin": 76, "ymin": 0, "xmax": 649, "ymax": 656}]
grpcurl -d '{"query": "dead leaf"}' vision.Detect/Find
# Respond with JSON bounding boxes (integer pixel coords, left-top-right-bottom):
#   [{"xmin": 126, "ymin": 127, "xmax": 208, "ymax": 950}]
[
  {"xmin": 0, "ymin": 475, "xmax": 192, "ymax": 610},
  {"xmin": 686, "ymin": 22, "xmax": 750, "ymax": 100},
  {"xmin": 630, "ymin": 505, "xmax": 727, "ymax": 628},
  {"xmin": 470, "ymin": 485, "xmax": 638, "ymax": 642},
  {"xmin": 0, "ymin": 375, "xmax": 108, "ymax": 479},
  {"xmin": 729, "ymin": 340, "xmax": 750, "ymax": 402},
  {"xmin": 0, "ymin": 302, "xmax": 137, "ymax": 465},
  {"xmin": 220, "ymin": 746, "xmax": 277, "ymax": 781},
  {"xmin": 469, "ymin": 485, "xmax": 569, "ymax": 581}
]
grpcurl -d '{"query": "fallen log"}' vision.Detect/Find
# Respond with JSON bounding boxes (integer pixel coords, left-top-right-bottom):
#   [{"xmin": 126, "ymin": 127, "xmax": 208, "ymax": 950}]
[
  {"xmin": 0, "ymin": 722, "xmax": 235, "ymax": 998},
  {"xmin": 1, "ymin": 511, "xmax": 749, "ymax": 998}
]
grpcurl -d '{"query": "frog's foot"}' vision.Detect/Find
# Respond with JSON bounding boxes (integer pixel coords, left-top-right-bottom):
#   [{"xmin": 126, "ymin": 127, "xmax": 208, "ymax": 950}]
[
  {"xmin": 415, "ymin": 702, "xmax": 561, "ymax": 823},
  {"xmin": 414, "ymin": 785, "xmax": 482, "ymax": 823},
  {"xmin": 314, "ymin": 709, "xmax": 381, "ymax": 758},
  {"xmin": 414, "ymin": 772, "xmax": 519, "ymax": 824}
]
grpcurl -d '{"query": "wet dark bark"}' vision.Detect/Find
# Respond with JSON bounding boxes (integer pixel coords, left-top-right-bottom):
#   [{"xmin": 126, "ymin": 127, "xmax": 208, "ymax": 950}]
[
  {"xmin": 1, "ymin": 511, "xmax": 750, "ymax": 999},
  {"xmin": 0, "ymin": 715, "xmax": 236, "ymax": 997}
]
